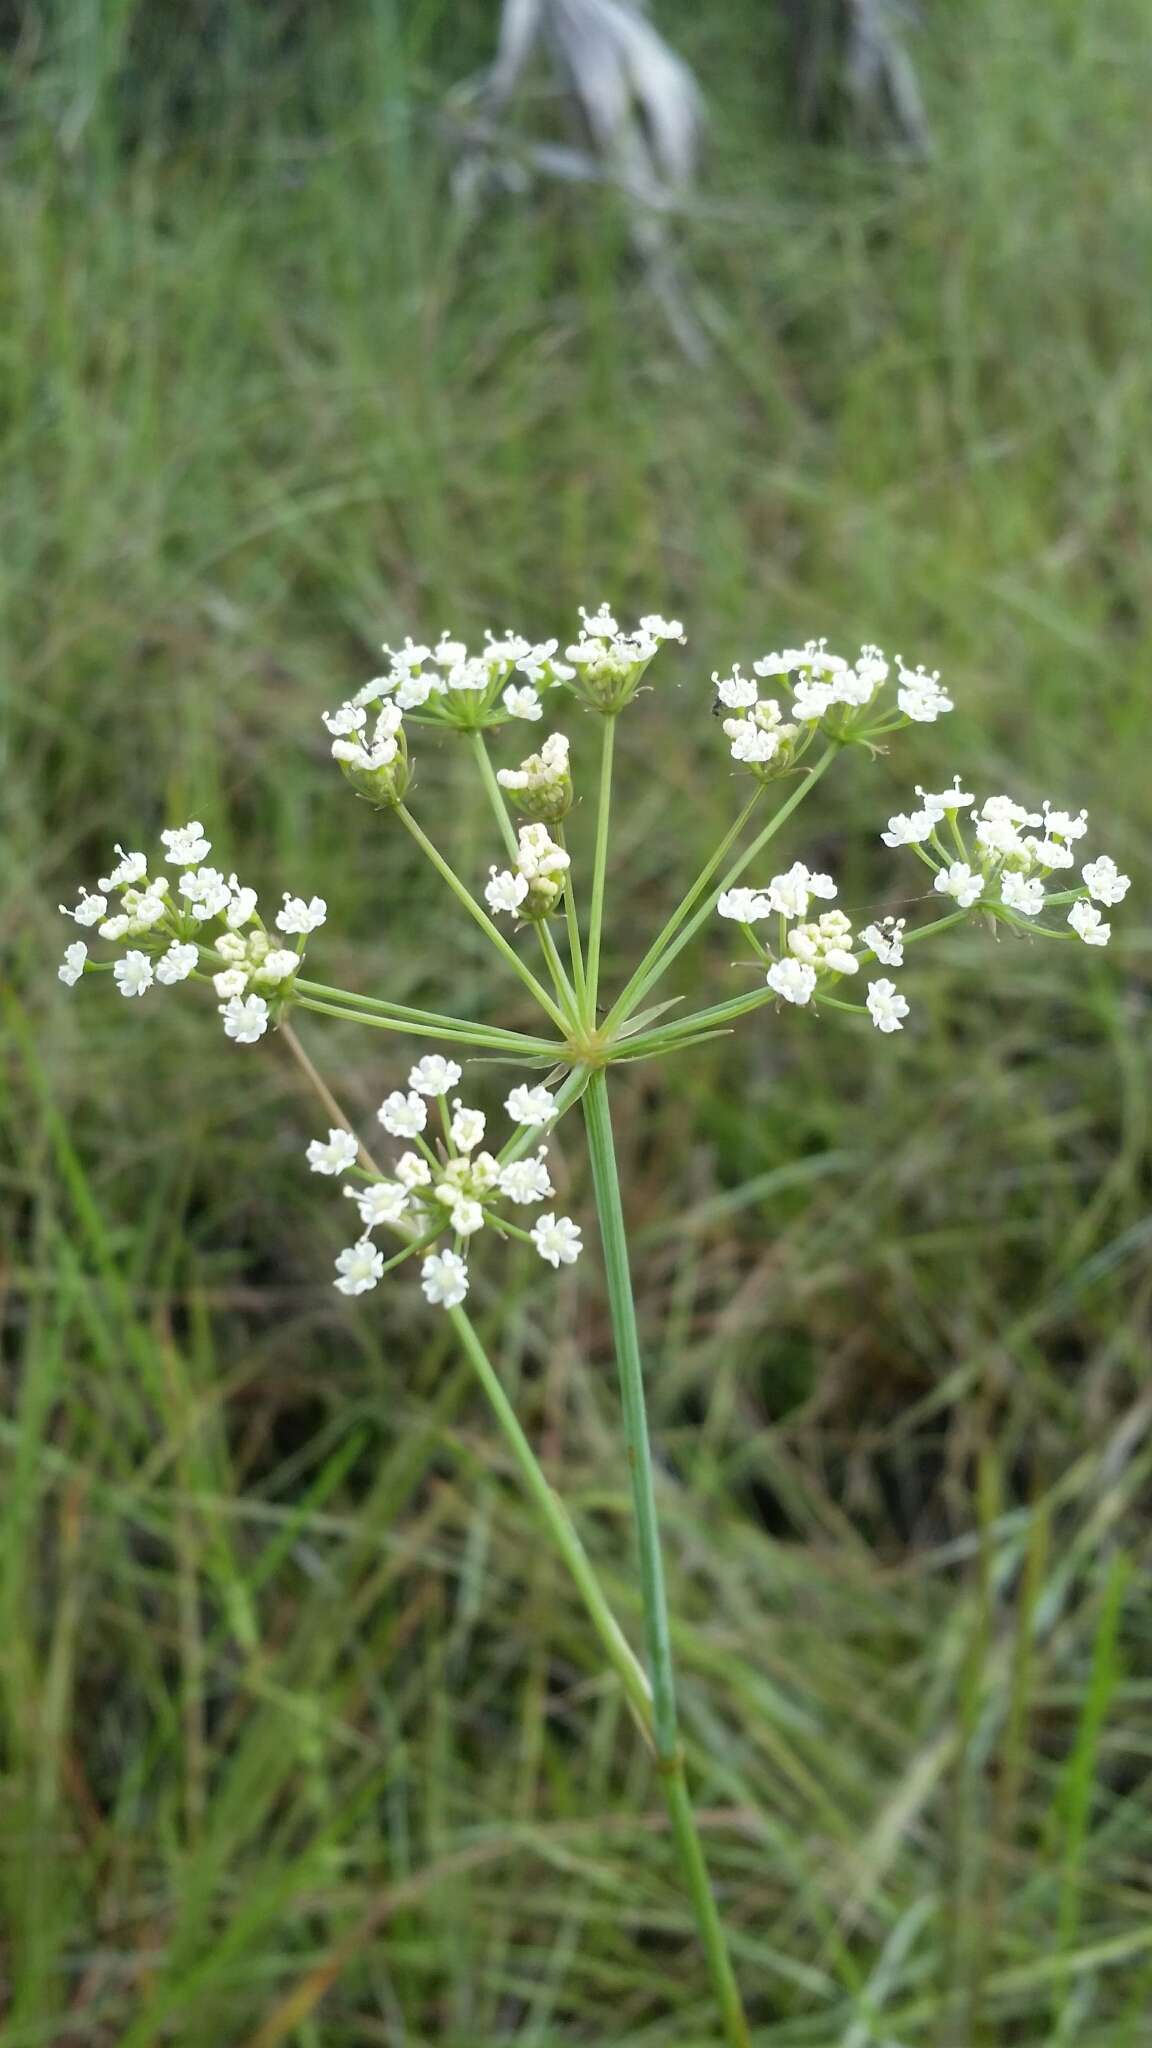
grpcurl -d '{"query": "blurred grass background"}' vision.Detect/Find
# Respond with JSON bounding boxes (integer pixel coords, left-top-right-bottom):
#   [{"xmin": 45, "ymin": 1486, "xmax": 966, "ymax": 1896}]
[{"xmin": 2, "ymin": 0, "xmax": 1152, "ymax": 2040}]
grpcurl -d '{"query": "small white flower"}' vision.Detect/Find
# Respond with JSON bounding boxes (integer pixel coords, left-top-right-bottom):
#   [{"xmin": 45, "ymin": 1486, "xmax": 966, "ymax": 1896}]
[
  {"xmin": 334, "ymin": 1241, "xmax": 384, "ymax": 1296},
  {"xmin": 1001, "ymin": 873, "xmax": 1046, "ymax": 916},
  {"xmin": 377, "ymin": 1091, "xmax": 427, "ymax": 1138},
  {"xmin": 485, "ymin": 868, "xmax": 529, "ymax": 915},
  {"xmin": 322, "ymin": 702, "xmax": 366, "ymax": 736},
  {"xmin": 881, "ymin": 810, "xmax": 936, "ymax": 848},
  {"xmin": 860, "ymin": 918, "xmax": 905, "ymax": 966},
  {"xmin": 976, "ymin": 816, "xmax": 1029, "ymax": 862},
  {"xmin": 396, "ymin": 1151, "xmax": 432, "ymax": 1189},
  {"xmin": 224, "ymin": 883, "xmax": 259, "ymax": 930},
  {"xmin": 982, "ymin": 795, "xmax": 1040, "ymax": 828},
  {"xmin": 639, "ymin": 614, "xmax": 684, "ymax": 642},
  {"xmin": 219, "ymin": 993, "xmax": 270, "ymax": 1043},
  {"xmin": 113, "ymin": 951, "xmax": 154, "ymax": 999},
  {"xmin": 1068, "ymin": 900, "xmax": 1110, "ymax": 947},
  {"xmin": 917, "ymin": 778, "xmax": 974, "ymax": 816},
  {"xmin": 161, "ymin": 821, "xmax": 212, "ymax": 865},
  {"xmin": 1082, "ymin": 855, "xmax": 1130, "ymax": 906},
  {"xmin": 504, "ymin": 1084, "xmax": 556, "ymax": 1126},
  {"xmin": 180, "ymin": 866, "xmax": 232, "ymax": 920},
  {"xmin": 766, "ymin": 958, "xmax": 817, "ymax": 1005},
  {"xmin": 251, "ymin": 948, "xmax": 299, "ymax": 985},
  {"xmin": 933, "ymin": 862, "xmax": 983, "ymax": 909},
  {"xmin": 895, "ymin": 663, "xmax": 953, "ymax": 722},
  {"xmin": 531, "ymin": 1213, "xmax": 583, "ymax": 1268},
  {"xmin": 503, "ymin": 683, "xmax": 544, "ymax": 721},
  {"xmin": 726, "ymin": 718, "xmax": 782, "ymax": 765},
  {"xmin": 58, "ymin": 941, "xmax": 87, "ymax": 986},
  {"xmin": 450, "ymin": 1103, "xmax": 486, "ymax": 1153},
  {"xmin": 1043, "ymin": 803, "xmax": 1088, "ymax": 842},
  {"xmin": 713, "ymin": 667, "xmax": 759, "ymax": 710},
  {"xmin": 449, "ymin": 1198, "xmax": 485, "ymax": 1237},
  {"xmin": 99, "ymin": 846, "xmax": 148, "ymax": 890},
  {"xmin": 421, "ymin": 1249, "xmax": 469, "ymax": 1308},
  {"xmin": 1025, "ymin": 835, "xmax": 1076, "ymax": 871},
  {"xmin": 154, "ymin": 941, "xmax": 198, "ymax": 983},
  {"xmin": 767, "ymin": 863, "xmax": 837, "ymax": 920},
  {"xmin": 395, "ymin": 671, "xmax": 436, "ymax": 710},
  {"xmin": 276, "ymin": 894, "xmax": 327, "ymax": 935},
  {"xmin": 214, "ymin": 932, "xmax": 247, "ymax": 962},
  {"xmin": 346, "ymin": 1180, "xmax": 409, "ymax": 1229},
  {"xmin": 866, "ymin": 979, "xmax": 909, "ymax": 1032},
  {"xmin": 717, "ymin": 888, "xmax": 772, "ymax": 923},
  {"xmin": 307, "ymin": 1127, "xmax": 360, "ymax": 1175},
  {"xmin": 98, "ymin": 915, "xmax": 132, "ymax": 940},
  {"xmin": 409, "ymin": 1054, "xmax": 462, "ymax": 1097},
  {"xmin": 126, "ymin": 889, "xmax": 168, "ymax": 930},
  {"xmin": 61, "ymin": 890, "xmax": 108, "ymax": 928},
  {"xmin": 213, "ymin": 967, "xmax": 249, "ymax": 999},
  {"xmin": 499, "ymin": 1153, "xmax": 554, "ymax": 1204}
]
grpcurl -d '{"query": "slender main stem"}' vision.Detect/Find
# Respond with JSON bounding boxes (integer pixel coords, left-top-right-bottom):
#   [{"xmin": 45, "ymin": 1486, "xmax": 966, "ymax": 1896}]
[
  {"xmin": 585, "ymin": 716, "xmax": 617, "ymax": 1013},
  {"xmin": 396, "ymin": 804, "xmax": 571, "ymax": 1036},
  {"xmin": 278, "ymin": 1030, "xmax": 651, "ymax": 1730},
  {"xmin": 582, "ymin": 1068, "xmax": 751, "ymax": 2047},
  {"xmin": 447, "ymin": 1308, "xmax": 653, "ymax": 1736}
]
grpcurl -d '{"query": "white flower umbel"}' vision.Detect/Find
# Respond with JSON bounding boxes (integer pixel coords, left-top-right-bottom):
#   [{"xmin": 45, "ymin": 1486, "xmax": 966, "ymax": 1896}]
[
  {"xmin": 378, "ymin": 1090, "xmax": 428, "ymax": 1138},
  {"xmin": 114, "ymin": 951, "xmax": 154, "ymax": 999},
  {"xmin": 220, "ymin": 993, "xmax": 270, "ymax": 1043},
  {"xmin": 565, "ymin": 604, "xmax": 683, "ymax": 713},
  {"xmin": 934, "ymin": 862, "xmax": 983, "ymax": 909},
  {"xmin": 276, "ymin": 894, "xmax": 327, "ymax": 935},
  {"xmin": 161, "ymin": 821, "xmax": 212, "ymax": 865},
  {"xmin": 766, "ymin": 959, "xmax": 817, "ymax": 1005},
  {"xmin": 531, "ymin": 1214, "xmax": 583, "ymax": 1268},
  {"xmin": 1069, "ymin": 900, "xmax": 1111, "ymax": 947},
  {"xmin": 487, "ymin": 823, "xmax": 571, "ymax": 921},
  {"xmin": 409, "ymin": 1055, "xmax": 462, "ymax": 1097},
  {"xmin": 334, "ymin": 1242, "xmax": 385, "ymax": 1296},
  {"xmin": 58, "ymin": 941, "xmax": 87, "ymax": 986},
  {"xmin": 306, "ymin": 1128, "xmax": 360, "ymax": 1176},
  {"xmin": 716, "ymin": 637, "xmax": 951, "ymax": 785},
  {"xmin": 505, "ymin": 1084, "xmax": 556, "ymax": 1126},
  {"xmin": 497, "ymin": 732, "xmax": 572, "ymax": 823},
  {"xmin": 1082, "ymin": 855, "xmax": 1130, "ymax": 906},
  {"xmin": 421, "ymin": 1250, "xmax": 469, "ymax": 1307},
  {"xmin": 867, "ymin": 979, "xmax": 909, "ymax": 1032}
]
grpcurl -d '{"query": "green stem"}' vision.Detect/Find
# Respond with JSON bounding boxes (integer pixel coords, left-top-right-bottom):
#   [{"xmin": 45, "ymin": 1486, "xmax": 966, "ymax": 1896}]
[
  {"xmin": 555, "ymin": 822, "xmax": 589, "ymax": 1021},
  {"xmin": 468, "ymin": 733, "xmax": 580, "ymax": 1024},
  {"xmin": 295, "ymin": 994, "xmax": 561, "ymax": 1056},
  {"xmin": 447, "ymin": 1308, "xmax": 654, "ymax": 1737},
  {"xmin": 586, "ymin": 716, "xmax": 616, "ymax": 1013},
  {"xmin": 604, "ymin": 788, "xmax": 763, "ymax": 1034},
  {"xmin": 607, "ymin": 746, "xmax": 839, "ymax": 1030},
  {"xmin": 396, "ymin": 804, "xmax": 571, "ymax": 1035},
  {"xmin": 295, "ymin": 978, "xmax": 553, "ymax": 1052},
  {"xmin": 582, "ymin": 1069, "xmax": 750, "ymax": 2047}
]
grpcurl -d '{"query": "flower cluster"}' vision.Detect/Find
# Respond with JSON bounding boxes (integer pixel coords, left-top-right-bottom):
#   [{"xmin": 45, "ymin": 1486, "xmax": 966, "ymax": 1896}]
[
  {"xmin": 323, "ymin": 630, "xmax": 577, "ymax": 753},
  {"xmin": 880, "ymin": 783, "xmax": 1131, "ymax": 947},
  {"xmin": 714, "ymin": 640, "xmax": 951, "ymax": 782},
  {"xmin": 485, "ymin": 823, "xmax": 572, "ymax": 921},
  {"xmin": 323, "ymin": 698, "xmax": 411, "ymax": 806},
  {"xmin": 58, "ymin": 825, "xmax": 325, "ymax": 1044},
  {"xmin": 564, "ymin": 606, "xmax": 684, "ymax": 713},
  {"xmin": 496, "ymin": 732, "xmax": 573, "ymax": 823},
  {"xmin": 719, "ymin": 863, "xmax": 909, "ymax": 1030},
  {"xmin": 311, "ymin": 1055, "xmax": 582, "ymax": 1307}
]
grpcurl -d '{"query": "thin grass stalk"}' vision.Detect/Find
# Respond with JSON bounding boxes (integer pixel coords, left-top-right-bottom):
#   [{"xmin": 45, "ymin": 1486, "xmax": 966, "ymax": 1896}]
[{"xmin": 581, "ymin": 1066, "xmax": 751, "ymax": 2046}]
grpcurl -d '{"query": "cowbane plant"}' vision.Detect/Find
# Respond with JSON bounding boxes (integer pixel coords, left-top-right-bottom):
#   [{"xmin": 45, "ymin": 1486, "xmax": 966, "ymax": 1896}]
[{"xmin": 58, "ymin": 609, "xmax": 1133, "ymax": 2047}]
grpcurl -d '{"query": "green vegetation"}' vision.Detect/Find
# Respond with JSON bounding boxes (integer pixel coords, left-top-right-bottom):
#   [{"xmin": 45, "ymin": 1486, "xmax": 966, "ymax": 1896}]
[{"xmin": 3, "ymin": 1, "xmax": 1150, "ymax": 2039}]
